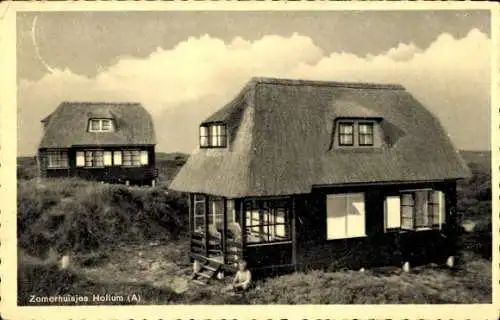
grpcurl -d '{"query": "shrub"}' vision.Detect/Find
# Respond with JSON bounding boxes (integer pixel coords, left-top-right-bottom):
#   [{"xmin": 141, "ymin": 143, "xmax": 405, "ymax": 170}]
[{"xmin": 18, "ymin": 179, "xmax": 188, "ymax": 256}]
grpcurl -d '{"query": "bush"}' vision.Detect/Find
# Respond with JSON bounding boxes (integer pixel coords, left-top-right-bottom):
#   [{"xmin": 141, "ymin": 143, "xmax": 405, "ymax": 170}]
[
  {"xmin": 467, "ymin": 220, "xmax": 492, "ymax": 260},
  {"xmin": 18, "ymin": 179, "xmax": 188, "ymax": 256}
]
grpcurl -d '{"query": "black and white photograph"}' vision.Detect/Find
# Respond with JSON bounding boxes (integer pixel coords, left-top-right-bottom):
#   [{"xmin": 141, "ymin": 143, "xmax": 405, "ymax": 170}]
[{"xmin": 0, "ymin": 2, "xmax": 497, "ymax": 319}]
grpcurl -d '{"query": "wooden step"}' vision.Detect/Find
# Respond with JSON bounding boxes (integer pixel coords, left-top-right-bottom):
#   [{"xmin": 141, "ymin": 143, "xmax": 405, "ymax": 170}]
[
  {"xmin": 197, "ymin": 270, "xmax": 213, "ymax": 279},
  {"xmin": 192, "ymin": 279, "xmax": 207, "ymax": 286},
  {"xmin": 203, "ymin": 264, "xmax": 218, "ymax": 272}
]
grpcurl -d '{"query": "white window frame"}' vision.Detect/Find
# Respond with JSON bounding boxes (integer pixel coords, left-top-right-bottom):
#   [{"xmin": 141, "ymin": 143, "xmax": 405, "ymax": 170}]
[
  {"xmin": 103, "ymin": 151, "xmax": 113, "ymax": 166},
  {"xmin": 76, "ymin": 151, "xmax": 85, "ymax": 167},
  {"xmin": 326, "ymin": 193, "xmax": 366, "ymax": 240},
  {"xmin": 199, "ymin": 123, "xmax": 227, "ymax": 148},
  {"xmin": 46, "ymin": 151, "xmax": 68, "ymax": 169},
  {"xmin": 193, "ymin": 194, "xmax": 206, "ymax": 233},
  {"xmin": 384, "ymin": 189, "xmax": 446, "ymax": 232},
  {"xmin": 140, "ymin": 150, "xmax": 149, "ymax": 165},
  {"xmin": 122, "ymin": 150, "xmax": 141, "ymax": 167},
  {"xmin": 84, "ymin": 150, "xmax": 104, "ymax": 168},
  {"xmin": 88, "ymin": 119, "xmax": 114, "ymax": 132},
  {"xmin": 113, "ymin": 151, "xmax": 122, "ymax": 166}
]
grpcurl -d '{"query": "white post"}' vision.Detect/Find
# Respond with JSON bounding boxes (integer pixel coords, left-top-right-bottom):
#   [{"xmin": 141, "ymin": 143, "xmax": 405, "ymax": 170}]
[
  {"xmin": 151, "ymin": 179, "xmax": 156, "ymax": 187},
  {"xmin": 402, "ymin": 261, "xmax": 410, "ymax": 273},
  {"xmin": 60, "ymin": 255, "xmax": 70, "ymax": 270},
  {"xmin": 125, "ymin": 180, "xmax": 130, "ymax": 186},
  {"xmin": 193, "ymin": 260, "xmax": 201, "ymax": 273},
  {"xmin": 446, "ymin": 256, "xmax": 455, "ymax": 268}
]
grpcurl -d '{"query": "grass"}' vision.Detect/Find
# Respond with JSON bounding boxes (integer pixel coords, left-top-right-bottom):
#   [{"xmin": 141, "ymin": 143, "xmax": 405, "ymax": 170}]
[{"xmin": 18, "ymin": 241, "xmax": 491, "ymax": 305}]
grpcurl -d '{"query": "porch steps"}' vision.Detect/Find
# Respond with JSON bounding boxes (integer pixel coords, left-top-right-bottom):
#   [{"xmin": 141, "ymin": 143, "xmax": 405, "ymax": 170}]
[{"xmin": 191, "ymin": 260, "xmax": 222, "ymax": 285}]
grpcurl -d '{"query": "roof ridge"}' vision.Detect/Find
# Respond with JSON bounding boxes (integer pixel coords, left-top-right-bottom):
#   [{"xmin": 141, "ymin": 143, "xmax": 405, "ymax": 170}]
[
  {"xmin": 250, "ymin": 76, "xmax": 405, "ymax": 90},
  {"xmin": 60, "ymin": 101, "xmax": 142, "ymax": 105}
]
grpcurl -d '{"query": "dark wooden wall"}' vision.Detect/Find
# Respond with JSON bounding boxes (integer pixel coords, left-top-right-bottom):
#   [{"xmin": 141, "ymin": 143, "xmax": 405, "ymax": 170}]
[
  {"xmin": 293, "ymin": 181, "xmax": 458, "ymax": 270},
  {"xmin": 39, "ymin": 145, "xmax": 157, "ymax": 185}
]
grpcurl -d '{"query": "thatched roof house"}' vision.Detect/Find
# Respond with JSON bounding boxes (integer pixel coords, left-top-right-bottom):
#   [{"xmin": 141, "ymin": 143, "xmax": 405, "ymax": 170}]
[
  {"xmin": 38, "ymin": 102, "xmax": 157, "ymax": 185},
  {"xmin": 40, "ymin": 102, "xmax": 156, "ymax": 148},
  {"xmin": 169, "ymin": 77, "xmax": 470, "ymax": 280},
  {"xmin": 171, "ymin": 77, "xmax": 469, "ymax": 197}
]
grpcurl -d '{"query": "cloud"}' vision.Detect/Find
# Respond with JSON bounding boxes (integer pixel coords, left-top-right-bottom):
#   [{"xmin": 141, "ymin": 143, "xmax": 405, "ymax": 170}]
[{"xmin": 18, "ymin": 29, "xmax": 490, "ymax": 155}]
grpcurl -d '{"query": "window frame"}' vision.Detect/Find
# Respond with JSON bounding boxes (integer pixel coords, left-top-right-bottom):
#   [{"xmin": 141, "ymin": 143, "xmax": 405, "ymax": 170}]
[
  {"xmin": 122, "ymin": 150, "xmax": 142, "ymax": 167},
  {"xmin": 358, "ymin": 122, "xmax": 374, "ymax": 146},
  {"xmin": 326, "ymin": 193, "xmax": 366, "ymax": 240},
  {"xmin": 338, "ymin": 122, "xmax": 355, "ymax": 146},
  {"xmin": 84, "ymin": 150, "xmax": 105, "ymax": 168},
  {"xmin": 46, "ymin": 150, "xmax": 69, "ymax": 169},
  {"xmin": 244, "ymin": 198, "xmax": 291, "ymax": 245},
  {"xmin": 397, "ymin": 189, "xmax": 444, "ymax": 231},
  {"xmin": 193, "ymin": 194, "xmax": 206, "ymax": 233},
  {"xmin": 199, "ymin": 123, "xmax": 227, "ymax": 148},
  {"xmin": 88, "ymin": 118, "xmax": 114, "ymax": 132}
]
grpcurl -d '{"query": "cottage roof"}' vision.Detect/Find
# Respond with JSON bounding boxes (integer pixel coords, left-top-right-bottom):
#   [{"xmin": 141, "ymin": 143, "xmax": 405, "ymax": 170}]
[
  {"xmin": 38, "ymin": 102, "xmax": 156, "ymax": 148},
  {"xmin": 170, "ymin": 77, "xmax": 471, "ymax": 197}
]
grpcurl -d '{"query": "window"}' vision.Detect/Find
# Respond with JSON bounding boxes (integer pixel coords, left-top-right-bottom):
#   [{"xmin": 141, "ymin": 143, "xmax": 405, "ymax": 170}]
[
  {"xmin": 384, "ymin": 190, "xmax": 445, "ymax": 231},
  {"xmin": 199, "ymin": 123, "xmax": 227, "ymax": 148},
  {"xmin": 140, "ymin": 150, "xmax": 149, "ymax": 165},
  {"xmin": 76, "ymin": 152, "xmax": 85, "ymax": 167},
  {"xmin": 200, "ymin": 126, "xmax": 209, "ymax": 147},
  {"xmin": 122, "ymin": 150, "xmax": 141, "ymax": 166},
  {"xmin": 338, "ymin": 122, "xmax": 354, "ymax": 146},
  {"xmin": 113, "ymin": 151, "xmax": 122, "ymax": 165},
  {"xmin": 335, "ymin": 120, "xmax": 378, "ymax": 148},
  {"xmin": 208, "ymin": 197, "xmax": 225, "ymax": 229},
  {"xmin": 193, "ymin": 194, "xmax": 206, "ymax": 233},
  {"xmin": 84, "ymin": 150, "xmax": 104, "ymax": 167},
  {"xmin": 358, "ymin": 123, "xmax": 374, "ymax": 146},
  {"xmin": 103, "ymin": 151, "xmax": 112, "ymax": 166},
  {"xmin": 46, "ymin": 151, "xmax": 68, "ymax": 169},
  {"xmin": 88, "ymin": 119, "xmax": 114, "ymax": 132},
  {"xmin": 244, "ymin": 199, "xmax": 290, "ymax": 243},
  {"xmin": 326, "ymin": 193, "xmax": 366, "ymax": 239}
]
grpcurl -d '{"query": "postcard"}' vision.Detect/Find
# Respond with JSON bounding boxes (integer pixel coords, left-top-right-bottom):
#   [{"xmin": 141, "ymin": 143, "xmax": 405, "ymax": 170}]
[{"xmin": 0, "ymin": 1, "xmax": 498, "ymax": 319}]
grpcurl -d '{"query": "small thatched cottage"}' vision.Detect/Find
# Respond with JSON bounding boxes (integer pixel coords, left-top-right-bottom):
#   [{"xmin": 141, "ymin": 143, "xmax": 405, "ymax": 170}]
[
  {"xmin": 38, "ymin": 102, "xmax": 157, "ymax": 186},
  {"xmin": 169, "ymin": 77, "xmax": 470, "ymax": 280}
]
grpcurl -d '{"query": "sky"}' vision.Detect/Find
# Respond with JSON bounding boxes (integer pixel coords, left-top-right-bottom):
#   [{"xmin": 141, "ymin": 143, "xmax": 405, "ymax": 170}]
[{"xmin": 17, "ymin": 10, "xmax": 492, "ymax": 156}]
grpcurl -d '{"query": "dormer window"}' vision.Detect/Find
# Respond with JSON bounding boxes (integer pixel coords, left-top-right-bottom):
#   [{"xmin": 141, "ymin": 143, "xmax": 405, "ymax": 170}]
[
  {"xmin": 89, "ymin": 119, "xmax": 114, "ymax": 132},
  {"xmin": 335, "ymin": 119, "xmax": 379, "ymax": 148},
  {"xmin": 200, "ymin": 123, "xmax": 227, "ymax": 148}
]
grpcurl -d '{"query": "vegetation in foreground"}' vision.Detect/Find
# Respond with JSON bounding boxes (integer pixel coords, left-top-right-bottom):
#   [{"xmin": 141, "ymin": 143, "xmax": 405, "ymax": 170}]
[{"xmin": 19, "ymin": 244, "xmax": 491, "ymax": 305}]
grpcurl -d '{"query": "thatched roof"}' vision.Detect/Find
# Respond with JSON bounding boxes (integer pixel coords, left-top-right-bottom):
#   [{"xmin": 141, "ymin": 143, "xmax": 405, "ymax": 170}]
[
  {"xmin": 170, "ymin": 77, "xmax": 471, "ymax": 198},
  {"xmin": 38, "ymin": 102, "xmax": 156, "ymax": 148}
]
